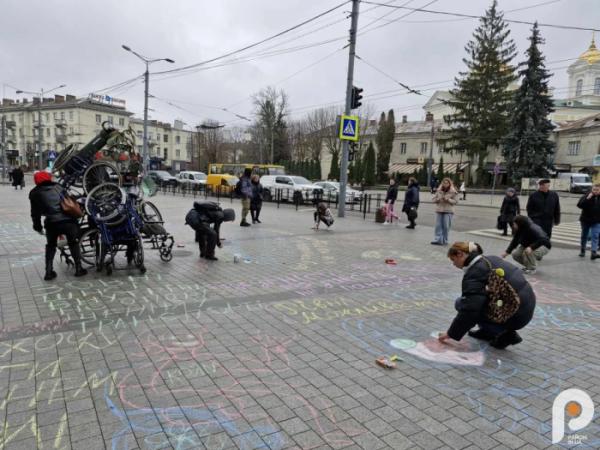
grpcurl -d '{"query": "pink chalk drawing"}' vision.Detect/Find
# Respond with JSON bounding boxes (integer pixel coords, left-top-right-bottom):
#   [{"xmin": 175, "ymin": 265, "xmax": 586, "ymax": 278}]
[{"xmin": 389, "ymin": 337, "xmax": 486, "ymax": 366}]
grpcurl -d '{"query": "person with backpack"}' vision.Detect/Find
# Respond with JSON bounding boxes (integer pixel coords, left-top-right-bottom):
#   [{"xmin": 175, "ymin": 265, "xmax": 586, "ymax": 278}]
[
  {"xmin": 185, "ymin": 201, "xmax": 235, "ymax": 261},
  {"xmin": 250, "ymin": 174, "xmax": 263, "ymax": 224},
  {"xmin": 499, "ymin": 188, "xmax": 521, "ymax": 236},
  {"xmin": 438, "ymin": 241, "xmax": 536, "ymax": 349},
  {"xmin": 235, "ymin": 168, "xmax": 253, "ymax": 227},
  {"xmin": 402, "ymin": 177, "xmax": 420, "ymax": 229}
]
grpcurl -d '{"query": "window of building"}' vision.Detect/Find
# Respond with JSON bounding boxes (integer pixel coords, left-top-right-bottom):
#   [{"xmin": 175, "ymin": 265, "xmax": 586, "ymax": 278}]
[
  {"xmin": 47, "ymin": 128, "xmax": 51, "ymax": 137},
  {"xmin": 400, "ymin": 143, "xmax": 407, "ymax": 154},
  {"xmin": 595, "ymin": 78, "xmax": 600, "ymax": 96},
  {"xmin": 19, "ymin": 128, "xmax": 23, "ymax": 137},
  {"xmin": 164, "ymin": 148, "xmax": 168, "ymax": 160},
  {"xmin": 107, "ymin": 116, "xmax": 113, "ymax": 124},
  {"xmin": 157, "ymin": 133, "xmax": 161, "ymax": 142},
  {"xmin": 568, "ymin": 141, "xmax": 581, "ymax": 156},
  {"xmin": 136, "ymin": 131, "xmax": 142, "ymax": 139},
  {"xmin": 149, "ymin": 133, "xmax": 153, "ymax": 141},
  {"xmin": 60, "ymin": 112, "xmax": 65, "ymax": 120},
  {"xmin": 96, "ymin": 114, "xmax": 101, "ymax": 124},
  {"xmin": 164, "ymin": 134, "xmax": 169, "ymax": 143},
  {"xmin": 10, "ymin": 114, "xmax": 14, "ymax": 121},
  {"xmin": 45, "ymin": 113, "xmax": 49, "ymax": 122},
  {"xmin": 137, "ymin": 145, "xmax": 142, "ymax": 153},
  {"xmin": 69, "ymin": 111, "xmax": 74, "ymax": 121},
  {"xmin": 119, "ymin": 118, "xmax": 125, "ymax": 126},
  {"xmin": 420, "ymin": 142, "xmax": 428, "ymax": 154},
  {"xmin": 438, "ymin": 142, "xmax": 445, "ymax": 153},
  {"xmin": 53, "ymin": 112, "xmax": 57, "ymax": 120},
  {"xmin": 576, "ymin": 79, "xmax": 583, "ymax": 96},
  {"xmin": 175, "ymin": 135, "xmax": 181, "ymax": 144},
  {"xmin": 176, "ymin": 149, "xmax": 181, "ymax": 158},
  {"xmin": 187, "ymin": 149, "xmax": 191, "ymax": 160},
  {"xmin": 69, "ymin": 127, "xmax": 74, "ymax": 135}
]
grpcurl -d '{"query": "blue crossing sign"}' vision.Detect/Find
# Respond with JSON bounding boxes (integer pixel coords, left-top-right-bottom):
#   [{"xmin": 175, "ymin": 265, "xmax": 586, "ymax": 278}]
[{"xmin": 339, "ymin": 115, "xmax": 359, "ymax": 142}]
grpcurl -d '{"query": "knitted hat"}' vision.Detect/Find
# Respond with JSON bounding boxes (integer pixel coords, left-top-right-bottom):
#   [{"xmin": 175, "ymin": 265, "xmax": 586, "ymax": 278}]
[{"xmin": 34, "ymin": 171, "xmax": 52, "ymax": 185}]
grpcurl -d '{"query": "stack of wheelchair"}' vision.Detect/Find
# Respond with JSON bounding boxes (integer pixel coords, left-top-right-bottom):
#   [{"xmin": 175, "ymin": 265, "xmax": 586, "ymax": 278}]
[{"xmin": 54, "ymin": 122, "xmax": 174, "ymax": 275}]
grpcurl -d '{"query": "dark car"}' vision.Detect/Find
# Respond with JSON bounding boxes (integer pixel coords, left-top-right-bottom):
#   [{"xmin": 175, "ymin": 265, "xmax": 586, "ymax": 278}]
[{"xmin": 148, "ymin": 170, "xmax": 178, "ymax": 187}]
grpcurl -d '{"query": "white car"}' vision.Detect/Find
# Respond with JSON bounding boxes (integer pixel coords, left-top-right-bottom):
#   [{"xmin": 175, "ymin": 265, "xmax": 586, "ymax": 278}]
[
  {"xmin": 314, "ymin": 181, "xmax": 363, "ymax": 203},
  {"xmin": 177, "ymin": 171, "xmax": 207, "ymax": 188},
  {"xmin": 260, "ymin": 175, "xmax": 324, "ymax": 202}
]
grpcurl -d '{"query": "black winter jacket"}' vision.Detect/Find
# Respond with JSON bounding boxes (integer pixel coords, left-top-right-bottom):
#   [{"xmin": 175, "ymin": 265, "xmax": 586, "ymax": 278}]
[
  {"xmin": 29, "ymin": 181, "xmax": 73, "ymax": 229},
  {"xmin": 577, "ymin": 194, "xmax": 600, "ymax": 225},
  {"xmin": 500, "ymin": 196, "xmax": 520, "ymax": 220},
  {"xmin": 385, "ymin": 185, "xmax": 398, "ymax": 204},
  {"xmin": 402, "ymin": 182, "xmax": 420, "ymax": 211},
  {"xmin": 251, "ymin": 182, "xmax": 263, "ymax": 206},
  {"xmin": 526, "ymin": 190, "xmax": 561, "ymax": 225},
  {"xmin": 506, "ymin": 218, "xmax": 551, "ymax": 253},
  {"xmin": 447, "ymin": 254, "xmax": 537, "ymax": 341}
]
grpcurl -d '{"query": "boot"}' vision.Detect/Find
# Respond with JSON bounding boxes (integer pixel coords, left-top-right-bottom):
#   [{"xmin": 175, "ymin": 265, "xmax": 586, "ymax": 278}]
[
  {"xmin": 68, "ymin": 240, "xmax": 88, "ymax": 277},
  {"xmin": 74, "ymin": 263, "xmax": 88, "ymax": 277},
  {"xmin": 579, "ymin": 248, "xmax": 585, "ymax": 257},
  {"xmin": 44, "ymin": 246, "xmax": 57, "ymax": 281},
  {"xmin": 240, "ymin": 220, "xmax": 251, "ymax": 227},
  {"xmin": 592, "ymin": 251, "xmax": 599, "ymax": 260},
  {"xmin": 490, "ymin": 330, "xmax": 522, "ymax": 349}
]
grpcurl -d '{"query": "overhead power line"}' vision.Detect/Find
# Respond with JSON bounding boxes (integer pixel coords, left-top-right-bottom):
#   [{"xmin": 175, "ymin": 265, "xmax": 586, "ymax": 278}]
[
  {"xmin": 355, "ymin": 54, "xmax": 423, "ymax": 95},
  {"xmin": 359, "ymin": 1, "xmax": 600, "ymax": 32}
]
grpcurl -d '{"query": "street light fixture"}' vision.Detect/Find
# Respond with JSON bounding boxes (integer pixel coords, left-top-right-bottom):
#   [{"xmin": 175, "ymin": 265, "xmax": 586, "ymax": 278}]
[
  {"xmin": 122, "ymin": 44, "xmax": 175, "ymax": 172},
  {"xmin": 15, "ymin": 84, "xmax": 66, "ymax": 169}
]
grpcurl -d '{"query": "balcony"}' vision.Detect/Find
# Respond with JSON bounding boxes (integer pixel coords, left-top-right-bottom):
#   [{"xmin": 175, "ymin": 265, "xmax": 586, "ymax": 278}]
[
  {"xmin": 56, "ymin": 134, "xmax": 68, "ymax": 143},
  {"xmin": 54, "ymin": 119, "xmax": 67, "ymax": 128}
]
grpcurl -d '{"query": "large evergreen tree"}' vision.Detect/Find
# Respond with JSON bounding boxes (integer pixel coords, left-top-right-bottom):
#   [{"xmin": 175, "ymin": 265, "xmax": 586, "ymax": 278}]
[
  {"xmin": 363, "ymin": 142, "xmax": 376, "ymax": 186},
  {"xmin": 503, "ymin": 22, "xmax": 555, "ymax": 183},
  {"xmin": 328, "ymin": 152, "xmax": 339, "ymax": 180},
  {"xmin": 375, "ymin": 110, "xmax": 396, "ymax": 181},
  {"xmin": 444, "ymin": 0, "xmax": 517, "ymax": 182}
]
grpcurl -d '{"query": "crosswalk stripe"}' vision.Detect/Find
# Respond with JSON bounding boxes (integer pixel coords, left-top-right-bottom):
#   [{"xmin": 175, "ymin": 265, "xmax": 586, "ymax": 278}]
[{"xmin": 468, "ymin": 222, "xmax": 583, "ymax": 248}]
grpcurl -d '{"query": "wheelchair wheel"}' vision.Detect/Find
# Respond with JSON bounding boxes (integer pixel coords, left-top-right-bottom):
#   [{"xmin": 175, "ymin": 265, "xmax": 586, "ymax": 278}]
[
  {"xmin": 86, "ymin": 183, "xmax": 124, "ymax": 223},
  {"xmin": 83, "ymin": 161, "xmax": 121, "ymax": 194},
  {"xmin": 79, "ymin": 229, "xmax": 98, "ymax": 267},
  {"xmin": 95, "ymin": 238, "xmax": 104, "ymax": 272},
  {"xmin": 133, "ymin": 235, "xmax": 146, "ymax": 273},
  {"xmin": 52, "ymin": 144, "xmax": 77, "ymax": 173},
  {"xmin": 139, "ymin": 201, "xmax": 163, "ymax": 224}
]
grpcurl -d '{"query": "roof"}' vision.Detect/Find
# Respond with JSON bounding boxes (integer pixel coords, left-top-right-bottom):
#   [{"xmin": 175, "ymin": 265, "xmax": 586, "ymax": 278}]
[
  {"xmin": 0, "ymin": 98, "xmax": 133, "ymax": 115},
  {"xmin": 556, "ymin": 113, "xmax": 600, "ymax": 132}
]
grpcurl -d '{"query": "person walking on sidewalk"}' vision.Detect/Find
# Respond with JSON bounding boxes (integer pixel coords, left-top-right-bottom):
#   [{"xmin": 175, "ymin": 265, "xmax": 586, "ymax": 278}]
[
  {"xmin": 499, "ymin": 188, "xmax": 520, "ymax": 236},
  {"xmin": 431, "ymin": 177, "xmax": 458, "ymax": 245},
  {"xmin": 459, "ymin": 182, "xmax": 467, "ymax": 201},
  {"xmin": 402, "ymin": 177, "xmax": 420, "ymax": 229},
  {"xmin": 439, "ymin": 242, "xmax": 536, "ymax": 350},
  {"xmin": 577, "ymin": 183, "xmax": 600, "ymax": 260},
  {"xmin": 250, "ymin": 174, "xmax": 263, "ymax": 224},
  {"xmin": 383, "ymin": 178, "xmax": 399, "ymax": 225},
  {"xmin": 11, "ymin": 166, "xmax": 24, "ymax": 190},
  {"xmin": 501, "ymin": 215, "xmax": 551, "ymax": 275},
  {"xmin": 29, "ymin": 171, "xmax": 87, "ymax": 280},
  {"xmin": 526, "ymin": 178, "xmax": 560, "ymax": 239},
  {"xmin": 236, "ymin": 168, "xmax": 253, "ymax": 227}
]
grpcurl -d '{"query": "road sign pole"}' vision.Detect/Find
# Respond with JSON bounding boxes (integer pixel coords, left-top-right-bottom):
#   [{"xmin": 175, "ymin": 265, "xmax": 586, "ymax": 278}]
[{"xmin": 338, "ymin": 0, "xmax": 360, "ymax": 218}]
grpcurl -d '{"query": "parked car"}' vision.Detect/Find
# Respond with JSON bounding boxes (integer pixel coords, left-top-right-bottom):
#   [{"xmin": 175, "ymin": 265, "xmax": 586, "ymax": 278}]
[
  {"xmin": 260, "ymin": 175, "xmax": 324, "ymax": 202},
  {"xmin": 556, "ymin": 172, "xmax": 592, "ymax": 193},
  {"xmin": 314, "ymin": 181, "xmax": 362, "ymax": 203},
  {"xmin": 148, "ymin": 170, "xmax": 178, "ymax": 187},
  {"xmin": 177, "ymin": 171, "xmax": 207, "ymax": 189}
]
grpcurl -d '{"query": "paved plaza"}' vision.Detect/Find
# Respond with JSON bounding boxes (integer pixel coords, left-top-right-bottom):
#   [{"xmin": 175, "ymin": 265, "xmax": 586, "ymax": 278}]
[{"xmin": 0, "ymin": 187, "xmax": 599, "ymax": 450}]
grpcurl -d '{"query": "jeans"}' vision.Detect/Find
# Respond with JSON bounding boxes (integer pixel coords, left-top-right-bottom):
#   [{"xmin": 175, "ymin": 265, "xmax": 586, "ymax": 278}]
[
  {"xmin": 581, "ymin": 222, "xmax": 600, "ymax": 252},
  {"xmin": 512, "ymin": 245, "xmax": 550, "ymax": 270},
  {"xmin": 434, "ymin": 213, "xmax": 453, "ymax": 244}
]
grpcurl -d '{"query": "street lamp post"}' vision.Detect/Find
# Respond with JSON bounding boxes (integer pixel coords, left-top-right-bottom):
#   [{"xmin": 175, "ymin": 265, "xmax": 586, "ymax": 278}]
[
  {"xmin": 15, "ymin": 84, "xmax": 66, "ymax": 169},
  {"xmin": 122, "ymin": 45, "xmax": 174, "ymax": 173}
]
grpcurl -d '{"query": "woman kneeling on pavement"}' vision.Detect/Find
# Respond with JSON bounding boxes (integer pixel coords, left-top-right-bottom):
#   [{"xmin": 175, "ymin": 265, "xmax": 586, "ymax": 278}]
[{"xmin": 438, "ymin": 242, "xmax": 536, "ymax": 349}]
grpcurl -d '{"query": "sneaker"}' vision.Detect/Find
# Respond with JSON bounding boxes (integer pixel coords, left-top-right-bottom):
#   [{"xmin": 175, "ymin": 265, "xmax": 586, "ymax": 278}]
[
  {"xmin": 240, "ymin": 221, "xmax": 251, "ymax": 227},
  {"xmin": 592, "ymin": 252, "xmax": 599, "ymax": 260},
  {"xmin": 579, "ymin": 249, "xmax": 586, "ymax": 257},
  {"xmin": 430, "ymin": 241, "xmax": 443, "ymax": 246},
  {"xmin": 490, "ymin": 330, "xmax": 522, "ymax": 349},
  {"xmin": 256, "ymin": 219, "xmax": 262, "ymax": 223},
  {"xmin": 382, "ymin": 222, "xmax": 390, "ymax": 226},
  {"xmin": 405, "ymin": 225, "xmax": 415, "ymax": 229}
]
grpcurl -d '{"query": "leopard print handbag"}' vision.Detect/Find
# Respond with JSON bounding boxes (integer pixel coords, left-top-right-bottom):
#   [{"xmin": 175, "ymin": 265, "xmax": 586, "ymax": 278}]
[{"xmin": 482, "ymin": 257, "xmax": 521, "ymax": 323}]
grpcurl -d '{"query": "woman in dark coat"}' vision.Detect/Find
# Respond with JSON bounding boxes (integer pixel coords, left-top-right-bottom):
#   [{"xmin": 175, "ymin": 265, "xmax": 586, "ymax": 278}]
[
  {"xmin": 438, "ymin": 241, "xmax": 536, "ymax": 349},
  {"xmin": 402, "ymin": 177, "xmax": 420, "ymax": 229},
  {"xmin": 499, "ymin": 188, "xmax": 520, "ymax": 236},
  {"xmin": 383, "ymin": 178, "xmax": 399, "ymax": 224},
  {"xmin": 250, "ymin": 175, "xmax": 263, "ymax": 224},
  {"xmin": 11, "ymin": 166, "xmax": 24, "ymax": 190}
]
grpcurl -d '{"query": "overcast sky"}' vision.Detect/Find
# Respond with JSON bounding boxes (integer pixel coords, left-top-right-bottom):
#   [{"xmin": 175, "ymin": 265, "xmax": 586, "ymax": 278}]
[{"xmin": 2, "ymin": 0, "xmax": 599, "ymax": 129}]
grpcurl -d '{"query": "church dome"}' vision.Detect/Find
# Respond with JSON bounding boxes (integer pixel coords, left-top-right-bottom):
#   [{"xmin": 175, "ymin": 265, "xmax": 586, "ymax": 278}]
[{"xmin": 579, "ymin": 37, "xmax": 600, "ymax": 65}]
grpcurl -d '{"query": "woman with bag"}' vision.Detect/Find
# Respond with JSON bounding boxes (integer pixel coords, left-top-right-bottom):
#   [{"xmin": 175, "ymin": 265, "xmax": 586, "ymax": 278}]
[
  {"xmin": 402, "ymin": 177, "xmax": 420, "ymax": 229},
  {"xmin": 431, "ymin": 177, "xmax": 458, "ymax": 245},
  {"xmin": 29, "ymin": 171, "xmax": 87, "ymax": 280},
  {"xmin": 438, "ymin": 242, "xmax": 536, "ymax": 349},
  {"xmin": 499, "ymin": 188, "xmax": 520, "ymax": 236}
]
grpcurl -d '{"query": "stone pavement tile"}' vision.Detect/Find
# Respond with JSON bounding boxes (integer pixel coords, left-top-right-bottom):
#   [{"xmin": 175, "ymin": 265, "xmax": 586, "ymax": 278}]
[
  {"xmin": 464, "ymin": 429, "xmax": 501, "ymax": 449},
  {"xmin": 71, "ymin": 436, "xmax": 108, "ymax": 450},
  {"xmin": 350, "ymin": 431, "xmax": 388, "ymax": 450},
  {"xmin": 517, "ymin": 429, "xmax": 552, "ymax": 449},
  {"xmin": 491, "ymin": 429, "xmax": 528, "ymax": 448},
  {"xmin": 437, "ymin": 429, "xmax": 474, "ymax": 449},
  {"xmin": 278, "ymin": 416, "xmax": 311, "ymax": 435},
  {"xmin": 292, "ymin": 429, "xmax": 326, "ymax": 448},
  {"xmin": 381, "ymin": 431, "xmax": 421, "ymax": 450}
]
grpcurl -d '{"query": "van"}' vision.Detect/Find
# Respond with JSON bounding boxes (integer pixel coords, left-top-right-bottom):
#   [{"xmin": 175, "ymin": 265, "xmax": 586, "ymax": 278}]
[{"xmin": 557, "ymin": 172, "xmax": 592, "ymax": 193}]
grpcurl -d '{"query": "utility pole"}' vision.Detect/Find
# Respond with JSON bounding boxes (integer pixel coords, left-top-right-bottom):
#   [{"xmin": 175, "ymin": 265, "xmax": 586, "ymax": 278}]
[
  {"xmin": 143, "ymin": 65, "xmax": 150, "ymax": 172},
  {"xmin": 38, "ymin": 89, "xmax": 44, "ymax": 170},
  {"xmin": 1, "ymin": 115, "xmax": 6, "ymax": 181},
  {"xmin": 338, "ymin": 0, "xmax": 360, "ymax": 218},
  {"xmin": 426, "ymin": 113, "xmax": 435, "ymax": 189}
]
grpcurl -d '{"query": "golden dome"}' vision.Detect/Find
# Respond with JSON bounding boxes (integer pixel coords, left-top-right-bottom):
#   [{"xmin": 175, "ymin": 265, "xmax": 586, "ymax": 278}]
[{"xmin": 580, "ymin": 36, "xmax": 600, "ymax": 64}]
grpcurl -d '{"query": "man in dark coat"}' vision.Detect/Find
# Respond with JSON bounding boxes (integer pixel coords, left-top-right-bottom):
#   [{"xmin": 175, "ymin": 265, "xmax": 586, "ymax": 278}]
[
  {"xmin": 439, "ymin": 242, "xmax": 536, "ymax": 349},
  {"xmin": 501, "ymin": 215, "xmax": 551, "ymax": 275},
  {"xmin": 577, "ymin": 184, "xmax": 600, "ymax": 259},
  {"xmin": 29, "ymin": 171, "xmax": 87, "ymax": 280},
  {"xmin": 526, "ymin": 178, "xmax": 560, "ymax": 238},
  {"xmin": 11, "ymin": 166, "xmax": 24, "ymax": 190},
  {"xmin": 236, "ymin": 168, "xmax": 253, "ymax": 227},
  {"xmin": 402, "ymin": 177, "xmax": 420, "ymax": 229},
  {"xmin": 185, "ymin": 201, "xmax": 235, "ymax": 261},
  {"xmin": 499, "ymin": 188, "xmax": 520, "ymax": 236}
]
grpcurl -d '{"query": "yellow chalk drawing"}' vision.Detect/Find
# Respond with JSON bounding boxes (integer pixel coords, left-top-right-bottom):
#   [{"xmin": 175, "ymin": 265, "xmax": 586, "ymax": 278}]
[{"xmin": 54, "ymin": 413, "xmax": 68, "ymax": 449}]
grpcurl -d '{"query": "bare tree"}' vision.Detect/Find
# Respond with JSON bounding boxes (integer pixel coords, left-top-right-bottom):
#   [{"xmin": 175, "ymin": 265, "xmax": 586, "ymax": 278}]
[
  {"xmin": 303, "ymin": 107, "xmax": 339, "ymax": 162},
  {"xmin": 194, "ymin": 119, "xmax": 223, "ymax": 170},
  {"xmin": 222, "ymin": 126, "xmax": 249, "ymax": 163},
  {"xmin": 252, "ymin": 86, "xmax": 289, "ymax": 163}
]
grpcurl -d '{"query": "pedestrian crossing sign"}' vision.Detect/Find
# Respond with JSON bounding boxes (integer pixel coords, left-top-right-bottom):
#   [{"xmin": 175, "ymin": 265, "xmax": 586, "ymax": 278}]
[{"xmin": 339, "ymin": 115, "xmax": 359, "ymax": 141}]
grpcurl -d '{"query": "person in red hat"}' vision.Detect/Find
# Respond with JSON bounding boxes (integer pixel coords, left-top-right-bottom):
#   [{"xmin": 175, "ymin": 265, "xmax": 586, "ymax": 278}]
[{"xmin": 29, "ymin": 171, "xmax": 88, "ymax": 280}]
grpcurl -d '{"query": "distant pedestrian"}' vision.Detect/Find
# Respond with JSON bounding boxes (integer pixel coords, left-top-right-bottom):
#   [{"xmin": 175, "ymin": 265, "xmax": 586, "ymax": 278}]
[
  {"xmin": 402, "ymin": 177, "xmax": 420, "ymax": 229},
  {"xmin": 250, "ymin": 174, "xmax": 263, "ymax": 224},
  {"xmin": 577, "ymin": 183, "xmax": 600, "ymax": 260},
  {"xmin": 383, "ymin": 178, "xmax": 399, "ymax": 225},
  {"xmin": 185, "ymin": 201, "xmax": 235, "ymax": 261},
  {"xmin": 431, "ymin": 177, "xmax": 458, "ymax": 245},
  {"xmin": 430, "ymin": 176, "xmax": 439, "ymax": 194},
  {"xmin": 313, "ymin": 202, "xmax": 334, "ymax": 230},
  {"xmin": 459, "ymin": 182, "xmax": 467, "ymax": 200},
  {"xmin": 360, "ymin": 178, "xmax": 366, "ymax": 192},
  {"xmin": 501, "ymin": 215, "xmax": 551, "ymax": 275},
  {"xmin": 235, "ymin": 168, "xmax": 253, "ymax": 227},
  {"xmin": 11, "ymin": 166, "xmax": 24, "ymax": 190},
  {"xmin": 499, "ymin": 188, "xmax": 520, "ymax": 236},
  {"xmin": 439, "ymin": 241, "xmax": 536, "ymax": 349},
  {"xmin": 526, "ymin": 178, "xmax": 560, "ymax": 239}
]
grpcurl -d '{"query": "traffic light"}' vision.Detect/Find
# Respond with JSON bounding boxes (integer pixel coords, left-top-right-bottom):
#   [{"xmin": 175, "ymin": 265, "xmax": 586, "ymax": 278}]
[{"xmin": 351, "ymin": 86, "xmax": 363, "ymax": 109}]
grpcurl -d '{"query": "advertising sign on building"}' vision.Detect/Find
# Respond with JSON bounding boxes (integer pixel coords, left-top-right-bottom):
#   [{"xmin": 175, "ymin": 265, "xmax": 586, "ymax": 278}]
[{"xmin": 88, "ymin": 94, "xmax": 127, "ymax": 109}]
